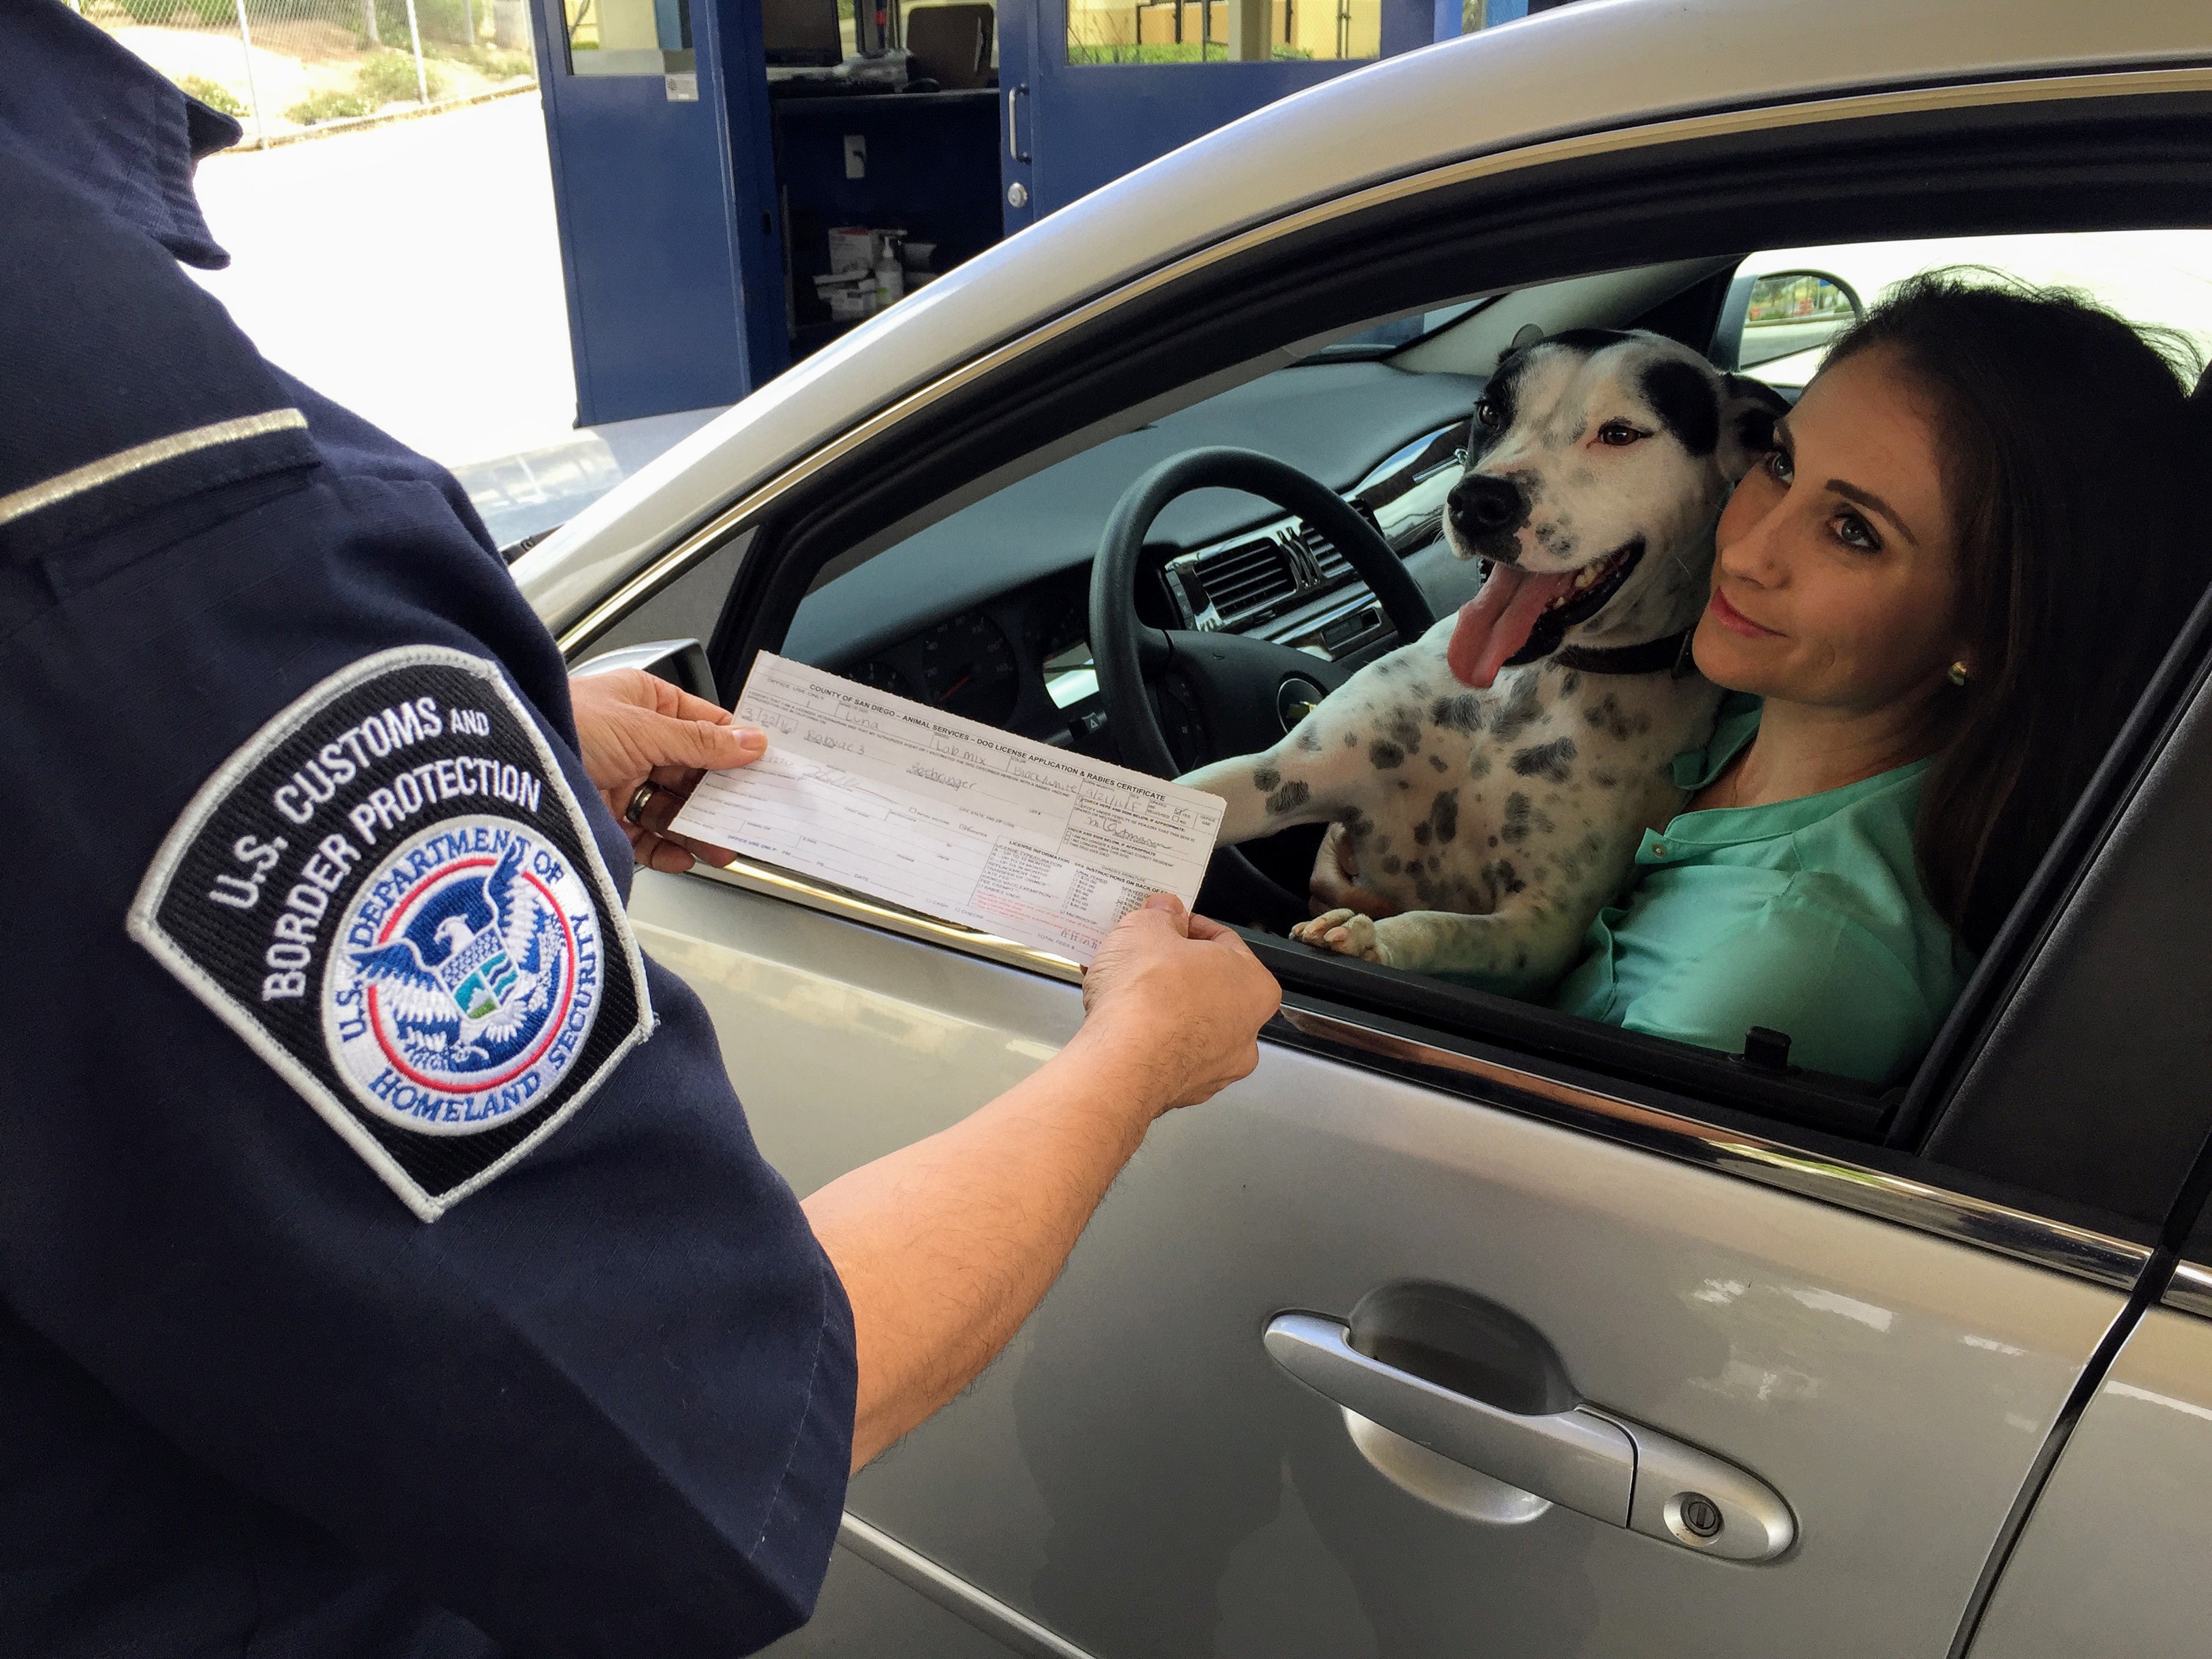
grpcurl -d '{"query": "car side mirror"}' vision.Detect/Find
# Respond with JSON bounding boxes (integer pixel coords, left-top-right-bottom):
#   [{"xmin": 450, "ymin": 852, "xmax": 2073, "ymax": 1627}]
[
  {"xmin": 1710, "ymin": 269, "xmax": 1864, "ymax": 377},
  {"xmin": 569, "ymin": 637, "xmax": 720, "ymax": 705}
]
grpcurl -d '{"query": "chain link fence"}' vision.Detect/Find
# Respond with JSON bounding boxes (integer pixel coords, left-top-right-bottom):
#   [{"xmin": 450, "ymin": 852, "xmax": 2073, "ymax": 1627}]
[{"xmin": 76, "ymin": 0, "xmax": 539, "ymax": 143}]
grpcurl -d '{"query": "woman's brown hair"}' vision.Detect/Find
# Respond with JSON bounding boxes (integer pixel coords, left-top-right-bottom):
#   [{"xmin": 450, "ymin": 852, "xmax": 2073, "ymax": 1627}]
[{"xmin": 1820, "ymin": 274, "xmax": 2211, "ymax": 951}]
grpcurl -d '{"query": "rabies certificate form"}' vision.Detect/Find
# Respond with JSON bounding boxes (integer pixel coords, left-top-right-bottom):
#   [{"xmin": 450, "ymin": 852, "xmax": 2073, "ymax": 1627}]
[{"xmin": 668, "ymin": 653, "xmax": 1225, "ymax": 965}]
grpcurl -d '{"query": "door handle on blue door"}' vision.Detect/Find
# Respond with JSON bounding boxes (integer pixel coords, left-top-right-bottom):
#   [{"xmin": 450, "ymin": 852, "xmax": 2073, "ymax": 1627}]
[
  {"xmin": 1006, "ymin": 83, "xmax": 1031, "ymax": 164},
  {"xmin": 1264, "ymin": 1313, "xmax": 1795, "ymax": 1562}
]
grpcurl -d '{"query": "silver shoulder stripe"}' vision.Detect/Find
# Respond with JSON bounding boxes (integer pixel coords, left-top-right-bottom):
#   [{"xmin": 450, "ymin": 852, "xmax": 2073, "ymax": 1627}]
[{"xmin": 0, "ymin": 408, "xmax": 310, "ymax": 528}]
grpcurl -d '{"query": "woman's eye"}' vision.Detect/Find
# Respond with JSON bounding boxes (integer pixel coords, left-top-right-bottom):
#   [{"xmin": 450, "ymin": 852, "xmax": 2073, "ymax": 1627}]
[
  {"xmin": 1764, "ymin": 447, "xmax": 1794, "ymax": 483},
  {"xmin": 1597, "ymin": 422, "xmax": 1645, "ymax": 447},
  {"xmin": 1834, "ymin": 512, "xmax": 1882, "ymax": 552}
]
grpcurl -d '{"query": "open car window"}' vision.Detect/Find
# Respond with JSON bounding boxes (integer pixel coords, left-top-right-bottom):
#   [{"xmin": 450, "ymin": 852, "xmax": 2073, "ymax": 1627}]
[{"xmin": 688, "ymin": 205, "xmax": 2212, "ymax": 1178}]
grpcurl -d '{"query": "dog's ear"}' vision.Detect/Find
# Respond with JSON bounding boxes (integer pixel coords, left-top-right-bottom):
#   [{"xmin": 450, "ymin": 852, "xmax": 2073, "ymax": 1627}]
[{"xmin": 1719, "ymin": 373, "xmax": 1793, "ymax": 470}]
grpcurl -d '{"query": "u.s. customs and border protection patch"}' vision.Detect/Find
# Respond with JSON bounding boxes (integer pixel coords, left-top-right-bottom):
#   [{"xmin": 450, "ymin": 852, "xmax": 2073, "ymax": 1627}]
[{"xmin": 127, "ymin": 645, "xmax": 653, "ymax": 1220}]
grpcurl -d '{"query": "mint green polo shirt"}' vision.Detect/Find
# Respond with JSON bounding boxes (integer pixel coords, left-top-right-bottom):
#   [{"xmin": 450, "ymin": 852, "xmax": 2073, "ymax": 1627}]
[{"xmin": 1550, "ymin": 697, "xmax": 1975, "ymax": 1084}]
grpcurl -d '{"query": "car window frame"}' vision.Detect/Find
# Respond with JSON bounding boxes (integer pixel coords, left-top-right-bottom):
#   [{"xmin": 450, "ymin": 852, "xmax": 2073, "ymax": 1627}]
[{"xmin": 567, "ymin": 64, "xmax": 2212, "ymax": 1288}]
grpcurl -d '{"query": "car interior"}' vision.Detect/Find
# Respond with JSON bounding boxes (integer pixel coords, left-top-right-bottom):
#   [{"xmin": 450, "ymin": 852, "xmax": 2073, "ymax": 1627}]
[{"xmin": 588, "ymin": 203, "xmax": 2212, "ymax": 1170}]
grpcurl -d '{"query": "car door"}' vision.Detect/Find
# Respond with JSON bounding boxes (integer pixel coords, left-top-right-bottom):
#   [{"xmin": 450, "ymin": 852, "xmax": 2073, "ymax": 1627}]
[{"xmin": 553, "ymin": 66, "xmax": 2212, "ymax": 1659}]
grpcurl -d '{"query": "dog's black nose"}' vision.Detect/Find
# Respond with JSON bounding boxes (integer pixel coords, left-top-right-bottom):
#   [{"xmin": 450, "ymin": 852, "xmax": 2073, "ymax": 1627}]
[{"xmin": 1448, "ymin": 474, "xmax": 1525, "ymax": 539}]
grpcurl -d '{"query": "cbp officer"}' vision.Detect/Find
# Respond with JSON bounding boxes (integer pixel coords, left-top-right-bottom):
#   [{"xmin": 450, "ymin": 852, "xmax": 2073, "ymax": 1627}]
[{"xmin": 0, "ymin": 7, "xmax": 1281, "ymax": 1655}]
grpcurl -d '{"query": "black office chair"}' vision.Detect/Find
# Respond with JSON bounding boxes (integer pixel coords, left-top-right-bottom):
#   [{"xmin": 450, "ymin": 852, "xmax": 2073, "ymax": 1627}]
[{"xmin": 905, "ymin": 3, "xmax": 995, "ymax": 90}]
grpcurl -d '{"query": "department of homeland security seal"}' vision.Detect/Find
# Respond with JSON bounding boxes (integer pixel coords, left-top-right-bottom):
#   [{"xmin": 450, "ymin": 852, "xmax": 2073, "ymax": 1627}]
[
  {"xmin": 128, "ymin": 646, "xmax": 653, "ymax": 1220},
  {"xmin": 327, "ymin": 820, "xmax": 602, "ymax": 1135}
]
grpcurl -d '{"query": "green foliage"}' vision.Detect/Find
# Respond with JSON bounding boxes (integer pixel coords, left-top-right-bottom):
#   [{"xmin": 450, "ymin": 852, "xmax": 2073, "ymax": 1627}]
[
  {"xmin": 285, "ymin": 87, "xmax": 375, "ymax": 123},
  {"xmin": 356, "ymin": 48, "xmax": 448, "ymax": 102},
  {"xmin": 1067, "ymin": 41, "xmax": 1314, "ymax": 64},
  {"xmin": 176, "ymin": 73, "xmax": 248, "ymax": 117},
  {"xmin": 110, "ymin": 0, "xmax": 240, "ymax": 22},
  {"xmin": 1067, "ymin": 41, "xmax": 1221, "ymax": 63},
  {"xmin": 374, "ymin": 0, "xmax": 478, "ymax": 47}
]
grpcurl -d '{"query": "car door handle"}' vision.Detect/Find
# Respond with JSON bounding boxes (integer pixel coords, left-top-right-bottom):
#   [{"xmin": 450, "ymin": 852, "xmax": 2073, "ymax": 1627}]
[{"xmin": 1264, "ymin": 1313, "xmax": 1794, "ymax": 1561}]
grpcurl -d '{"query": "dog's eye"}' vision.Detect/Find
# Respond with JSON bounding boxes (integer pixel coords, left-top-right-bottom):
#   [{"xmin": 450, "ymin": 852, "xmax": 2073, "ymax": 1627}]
[
  {"xmin": 1474, "ymin": 401, "xmax": 1502, "ymax": 431},
  {"xmin": 1596, "ymin": 422, "xmax": 1647, "ymax": 447}
]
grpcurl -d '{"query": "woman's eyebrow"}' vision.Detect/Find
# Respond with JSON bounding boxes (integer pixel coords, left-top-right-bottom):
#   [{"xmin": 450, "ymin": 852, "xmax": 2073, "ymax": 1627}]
[{"xmin": 1827, "ymin": 480, "xmax": 1922, "ymax": 548}]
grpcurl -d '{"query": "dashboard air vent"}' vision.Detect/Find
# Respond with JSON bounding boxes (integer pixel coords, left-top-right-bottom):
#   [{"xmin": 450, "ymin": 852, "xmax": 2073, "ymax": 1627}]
[
  {"xmin": 1301, "ymin": 525, "xmax": 1351, "ymax": 582},
  {"xmin": 1193, "ymin": 537, "xmax": 1296, "ymax": 624}
]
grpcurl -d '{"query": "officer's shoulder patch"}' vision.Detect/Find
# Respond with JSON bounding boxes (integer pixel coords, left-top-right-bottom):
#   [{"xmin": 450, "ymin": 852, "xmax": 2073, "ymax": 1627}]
[{"xmin": 127, "ymin": 644, "xmax": 653, "ymax": 1220}]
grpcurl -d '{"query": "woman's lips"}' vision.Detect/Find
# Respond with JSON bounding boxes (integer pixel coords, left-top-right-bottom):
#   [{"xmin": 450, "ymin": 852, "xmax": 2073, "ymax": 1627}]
[{"xmin": 1708, "ymin": 587, "xmax": 1781, "ymax": 639}]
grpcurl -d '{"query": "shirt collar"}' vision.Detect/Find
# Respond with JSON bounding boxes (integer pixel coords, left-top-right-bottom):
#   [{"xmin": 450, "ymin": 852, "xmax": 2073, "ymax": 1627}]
[
  {"xmin": 0, "ymin": 0, "xmax": 241, "ymax": 270},
  {"xmin": 1660, "ymin": 692, "xmax": 1933, "ymax": 850}
]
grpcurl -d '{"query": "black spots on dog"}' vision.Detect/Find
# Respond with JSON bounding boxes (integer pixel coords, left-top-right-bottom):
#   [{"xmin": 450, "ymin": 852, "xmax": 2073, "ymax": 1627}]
[
  {"xmin": 1427, "ymin": 753, "xmax": 1448, "ymax": 773},
  {"xmin": 1592, "ymin": 770, "xmax": 1620, "ymax": 790},
  {"xmin": 1489, "ymin": 676, "xmax": 1547, "ymax": 744},
  {"xmin": 1265, "ymin": 779, "xmax": 1311, "ymax": 815},
  {"xmin": 1344, "ymin": 731, "xmax": 1359, "ymax": 748},
  {"xmin": 1487, "ymin": 834, "xmax": 1498, "ymax": 848},
  {"xmin": 1294, "ymin": 728, "xmax": 1324, "ymax": 753},
  {"xmin": 1397, "ymin": 778, "xmax": 1412, "ymax": 792},
  {"xmin": 1469, "ymin": 751, "xmax": 1493, "ymax": 781},
  {"xmin": 1483, "ymin": 858, "xmax": 1528, "ymax": 899},
  {"xmin": 1384, "ymin": 711, "xmax": 1423, "ymax": 756},
  {"xmin": 1556, "ymin": 670, "xmax": 1581, "ymax": 696},
  {"xmin": 1724, "ymin": 373, "xmax": 1790, "ymax": 457},
  {"xmin": 1431, "ymin": 693, "xmax": 1484, "ymax": 735},
  {"xmin": 1252, "ymin": 766, "xmax": 1280, "ymax": 793},
  {"xmin": 1381, "ymin": 854, "xmax": 1404, "ymax": 876},
  {"xmin": 1344, "ymin": 808, "xmax": 1374, "ymax": 841},
  {"xmin": 1429, "ymin": 789, "xmax": 1459, "ymax": 846},
  {"xmin": 1501, "ymin": 792, "xmax": 1533, "ymax": 845},
  {"xmin": 1414, "ymin": 823, "xmax": 1430, "ymax": 846},
  {"xmin": 1370, "ymin": 739, "xmax": 1405, "ymax": 769},
  {"xmin": 1583, "ymin": 693, "xmax": 1650, "ymax": 742},
  {"xmin": 1640, "ymin": 357, "xmax": 1721, "ymax": 457},
  {"xmin": 1511, "ymin": 738, "xmax": 1578, "ymax": 783},
  {"xmin": 1370, "ymin": 832, "xmax": 1390, "ymax": 855}
]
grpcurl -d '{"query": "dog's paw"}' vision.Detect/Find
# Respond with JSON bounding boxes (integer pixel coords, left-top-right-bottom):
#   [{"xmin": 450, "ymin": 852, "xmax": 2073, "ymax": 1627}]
[{"xmin": 1290, "ymin": 908, "xmax": 1384, "ymax": 963}]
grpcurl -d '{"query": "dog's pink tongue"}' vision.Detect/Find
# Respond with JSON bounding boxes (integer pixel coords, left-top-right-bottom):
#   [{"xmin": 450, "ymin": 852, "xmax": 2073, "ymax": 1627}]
[{"xmin": 1447, "ymin": 564, "xmax": 1578, "ymax": 687}]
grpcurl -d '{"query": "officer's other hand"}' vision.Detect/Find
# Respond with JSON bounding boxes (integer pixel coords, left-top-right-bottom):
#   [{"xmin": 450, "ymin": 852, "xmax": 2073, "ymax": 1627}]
[
  {"xmin": 1079, "ymin": 895, "xmax": 1280, "ymax": 1114},
  {"xmin": 569, "ymin": 668, "xmax": 763, "ymax": 872}
]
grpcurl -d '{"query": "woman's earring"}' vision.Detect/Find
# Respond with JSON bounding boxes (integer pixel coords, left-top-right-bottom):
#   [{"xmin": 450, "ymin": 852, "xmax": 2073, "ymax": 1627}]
[{"xmin": 1948, "ymin": 661, "xmax": 1971, "ymax": 688}]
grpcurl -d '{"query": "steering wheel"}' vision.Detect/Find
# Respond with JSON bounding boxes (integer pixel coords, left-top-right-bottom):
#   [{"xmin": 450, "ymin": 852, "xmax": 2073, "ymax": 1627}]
[{"xmin": 1089, "ymin": 447, "xmax": 1439, "ymax": 929}]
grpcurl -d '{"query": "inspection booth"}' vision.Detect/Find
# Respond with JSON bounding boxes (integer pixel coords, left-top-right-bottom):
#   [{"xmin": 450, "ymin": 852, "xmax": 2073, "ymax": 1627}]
[{"xmin": 531, "ymin": 0, "xmax": 1519, "ymax": 426}]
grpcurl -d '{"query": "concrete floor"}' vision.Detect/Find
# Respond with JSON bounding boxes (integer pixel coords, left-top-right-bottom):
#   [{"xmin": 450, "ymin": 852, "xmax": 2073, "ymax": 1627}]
[
  {"xmin": 188, "ymin": 92, "xmax": 582, "ymax": 470},
  {"xmin": 185, "ymin": 91, "xmax": 725, "ymax": 549}
]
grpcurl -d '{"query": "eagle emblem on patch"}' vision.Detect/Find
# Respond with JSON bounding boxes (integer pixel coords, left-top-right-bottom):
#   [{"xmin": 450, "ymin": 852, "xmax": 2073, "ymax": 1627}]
[{"xmin": 128, "ymin": 645, "xmax": 653, "ymax": 1218}]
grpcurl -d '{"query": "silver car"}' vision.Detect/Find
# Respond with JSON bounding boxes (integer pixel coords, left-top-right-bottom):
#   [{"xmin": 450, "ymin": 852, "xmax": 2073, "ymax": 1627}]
[{"xmin": 518, "ymin": 3, "xmax": 2212, "ymax": 1653}]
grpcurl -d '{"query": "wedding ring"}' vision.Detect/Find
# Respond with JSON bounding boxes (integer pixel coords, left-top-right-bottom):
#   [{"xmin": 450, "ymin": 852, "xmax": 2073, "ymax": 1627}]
[{"xmin": 624, "ymin": 781, "xmax": 663, "ymax": 826}]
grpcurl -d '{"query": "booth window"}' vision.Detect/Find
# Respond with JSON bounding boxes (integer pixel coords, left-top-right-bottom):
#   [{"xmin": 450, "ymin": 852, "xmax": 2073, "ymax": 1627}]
[
  {"xmin": 1067, "ymin": 0, "xmax": 1381, "ymax": 64},
  {"xmin": 562, "ymin": 0, "xmax": 695, "ymax": 75}
]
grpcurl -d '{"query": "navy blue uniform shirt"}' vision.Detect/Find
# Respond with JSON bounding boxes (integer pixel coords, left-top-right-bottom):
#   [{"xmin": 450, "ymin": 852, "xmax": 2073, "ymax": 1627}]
[{"xmin": 0, "ymin": 7, "xmax": 855, "ymax": 1655}]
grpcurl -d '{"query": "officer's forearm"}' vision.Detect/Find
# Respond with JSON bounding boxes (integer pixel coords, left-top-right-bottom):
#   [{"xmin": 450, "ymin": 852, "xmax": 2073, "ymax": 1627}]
[{"xmin": 801, "ymin": 1022, "xmax": 1168, "ymax": 1472}]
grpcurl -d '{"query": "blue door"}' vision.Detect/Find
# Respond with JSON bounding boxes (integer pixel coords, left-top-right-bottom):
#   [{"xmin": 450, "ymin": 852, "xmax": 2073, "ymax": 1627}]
[
  {"xmin": 531, "ymin": 0, "xmax": 784, "ymax": 425},
  {"xmin": 1000, "ymin": 0, "xmax": 1454, "ymax": 232}
]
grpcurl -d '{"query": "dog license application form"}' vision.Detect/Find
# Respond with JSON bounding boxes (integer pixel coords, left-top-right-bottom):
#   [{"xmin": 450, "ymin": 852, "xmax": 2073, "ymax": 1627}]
[{"xmin": 668, "ymin": 653, "xmax": 1225, "ymax": 965}]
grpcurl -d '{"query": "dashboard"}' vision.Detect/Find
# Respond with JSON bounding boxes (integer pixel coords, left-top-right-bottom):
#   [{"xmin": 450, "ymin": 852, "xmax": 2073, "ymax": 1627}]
[{"xmin": 786, "ymin": 360, "xmax": 1488, "ymax": 754}]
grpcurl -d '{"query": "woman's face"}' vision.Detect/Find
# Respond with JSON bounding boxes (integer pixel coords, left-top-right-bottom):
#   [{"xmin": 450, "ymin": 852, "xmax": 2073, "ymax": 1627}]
[{"xmin": 1694, "ymin": 345, "xmax": 1968, "ymax": 718}]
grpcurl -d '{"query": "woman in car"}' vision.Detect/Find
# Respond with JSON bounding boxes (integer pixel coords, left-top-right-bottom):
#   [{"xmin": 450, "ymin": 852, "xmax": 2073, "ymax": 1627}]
[{"xmin": 1320, "ymin": 275, "xmax": 2211, "ymax": 1084}]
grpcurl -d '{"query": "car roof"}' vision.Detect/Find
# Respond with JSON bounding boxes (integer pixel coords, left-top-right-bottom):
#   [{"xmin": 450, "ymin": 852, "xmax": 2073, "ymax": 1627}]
[{"xmin": 519, "ymin": 0, "xmax": 2212, "ymax": 636}]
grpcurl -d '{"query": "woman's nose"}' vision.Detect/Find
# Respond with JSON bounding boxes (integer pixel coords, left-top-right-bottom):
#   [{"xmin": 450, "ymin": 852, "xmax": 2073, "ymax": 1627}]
[{"xmin": 1716, "ymin": 489, "xmax": 1790, "ymax": 584}]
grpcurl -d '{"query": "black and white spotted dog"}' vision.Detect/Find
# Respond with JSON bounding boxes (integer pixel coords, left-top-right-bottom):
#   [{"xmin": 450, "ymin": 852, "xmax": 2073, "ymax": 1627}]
[{"xmin": 1182, "ymin": 330, "xmax": 1786, "ymax": 990}]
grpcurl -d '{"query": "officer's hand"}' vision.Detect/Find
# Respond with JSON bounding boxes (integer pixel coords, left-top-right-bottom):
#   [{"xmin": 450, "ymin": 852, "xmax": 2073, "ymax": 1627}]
[
  {"xmin": 568, "ymin": 668, "xmax": 763, "ymax": 872},
  {"xmin": 1078, "ymin": 895, "xmax": 1280, "ymax": 1115}
]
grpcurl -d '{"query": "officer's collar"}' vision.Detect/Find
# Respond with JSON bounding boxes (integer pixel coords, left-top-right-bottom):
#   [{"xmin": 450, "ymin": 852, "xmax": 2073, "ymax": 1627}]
[{"xmin": 0, "ymin": 0, "xmax": 242, "ymax": 270}]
